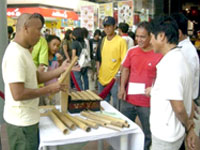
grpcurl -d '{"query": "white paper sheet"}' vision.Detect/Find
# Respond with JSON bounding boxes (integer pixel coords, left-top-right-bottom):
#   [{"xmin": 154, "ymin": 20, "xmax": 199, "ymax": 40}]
[{"xmin": 128, "ymin": 82, "xmax": 145, "ymax": 95}]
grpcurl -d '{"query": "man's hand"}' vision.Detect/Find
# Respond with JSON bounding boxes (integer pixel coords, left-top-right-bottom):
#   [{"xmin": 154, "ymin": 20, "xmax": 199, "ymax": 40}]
[
  {"xmin": 186, "ymin": 129, "xmax": 197, "ymax": 150},
  {"xmin": 145, "ymin": 87, "xmax": 151, "ymax": 97},
  {"xmin": 48, "ymin": 82, "xmax": 68, "ymax": 94},
  {"xmin": 118, "ymin": 88, "xmax": 126, "ymax": 100}
]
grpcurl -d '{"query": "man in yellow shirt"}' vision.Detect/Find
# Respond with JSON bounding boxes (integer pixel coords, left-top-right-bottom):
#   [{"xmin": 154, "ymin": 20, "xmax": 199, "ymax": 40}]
[{"xmin": 96, "ymin": 16, "xmax": 127, "ymax": 109}]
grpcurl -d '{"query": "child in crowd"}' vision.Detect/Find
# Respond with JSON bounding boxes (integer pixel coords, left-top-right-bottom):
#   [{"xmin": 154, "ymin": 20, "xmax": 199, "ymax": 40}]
[{"xmin": 44, "ymin": 35, "xmax": 62, "ymax": 105}]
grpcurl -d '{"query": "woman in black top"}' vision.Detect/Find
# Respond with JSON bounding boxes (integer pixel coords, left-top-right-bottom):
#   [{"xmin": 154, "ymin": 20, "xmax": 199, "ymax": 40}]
[{"xmin": 71, "ymin": 27, "xmax": 89, "ymax": 90}]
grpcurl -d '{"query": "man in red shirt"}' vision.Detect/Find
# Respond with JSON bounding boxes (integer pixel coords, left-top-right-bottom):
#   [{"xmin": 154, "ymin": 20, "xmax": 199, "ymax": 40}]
[{"xmin": 118, "ymin": 21, "xmax": 162, "ymax": 150}]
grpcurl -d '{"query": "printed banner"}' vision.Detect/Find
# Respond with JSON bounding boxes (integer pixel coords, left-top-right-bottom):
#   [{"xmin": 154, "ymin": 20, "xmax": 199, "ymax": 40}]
[
  {"xmin": 99, "ymin": 3, "xmax": 113, "ymax": 28},
  {"xmin": 118, "ymin": 1, "xmax": 133, "ymax": 26},
  {"xmin": 80, "ymin": 5, "xmax": 95, "ymax": 31}
]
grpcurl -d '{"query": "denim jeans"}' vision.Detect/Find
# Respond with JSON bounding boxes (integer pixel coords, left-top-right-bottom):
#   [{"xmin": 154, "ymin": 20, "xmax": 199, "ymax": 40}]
[
  {"xmin": 120, "ymin": 100, "xmax": 151, "ymax": 150},
  {"xmin": 98, "ymin": 81, "xmax": 119, "ymax": 109},
  {"xmin": 73, "ymin": 68, "xmax": 89, "ymax": 90}
]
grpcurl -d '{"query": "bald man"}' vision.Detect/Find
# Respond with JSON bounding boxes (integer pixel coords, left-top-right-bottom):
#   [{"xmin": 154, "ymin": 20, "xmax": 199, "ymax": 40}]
[{"xmin": 2, "ymin": 13, "xmax": 68, "ymax": 150}]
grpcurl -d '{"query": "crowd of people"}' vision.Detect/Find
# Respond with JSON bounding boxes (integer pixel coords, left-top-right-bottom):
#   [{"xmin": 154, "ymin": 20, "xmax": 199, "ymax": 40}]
[{"xmin": 2, "ymin": 12, "xmax": 200, "ymax": 150}]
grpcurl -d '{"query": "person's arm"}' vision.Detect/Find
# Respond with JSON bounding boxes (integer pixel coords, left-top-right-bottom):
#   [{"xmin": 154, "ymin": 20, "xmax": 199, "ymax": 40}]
[
  {"xmin": 96, "ymin": 61, "xmax": 100, "ymax": 75},
  {"xmin": 118, "ymin": 67, "xmax": 129, "ymax": 100},
  {"xmin": 63, "ymin": 44, "xmax": 70, "ymax": 62},
  {"xmin": 9, "ymin": 82, "xmax": 67, "ymax": 101},
  {"xmin": 170, "ymin": 100, "xmax": 195, "ymax": 132},
  {"xmin": 37, "ymin": 60, "xmax": 68, "ymax": 83},
  {"xmin": 71, "ymin": 49, "xmax": 77, "ymax": 62}
]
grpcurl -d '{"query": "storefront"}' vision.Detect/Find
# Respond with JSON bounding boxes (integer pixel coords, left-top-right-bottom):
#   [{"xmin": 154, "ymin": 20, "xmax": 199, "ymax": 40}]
[{"xmin": 7, "ymin": 7, "xmax": 79, "ymax": 38}]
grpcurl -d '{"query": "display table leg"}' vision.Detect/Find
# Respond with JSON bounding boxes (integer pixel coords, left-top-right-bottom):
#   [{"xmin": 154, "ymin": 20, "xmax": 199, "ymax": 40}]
[
  {"xmin": 120, "ymin": 135, "xmax": 128, "ymax": 150},
  {"xmin": 98, "ymin": 140, "xmax": 103, "ymax": 150}
]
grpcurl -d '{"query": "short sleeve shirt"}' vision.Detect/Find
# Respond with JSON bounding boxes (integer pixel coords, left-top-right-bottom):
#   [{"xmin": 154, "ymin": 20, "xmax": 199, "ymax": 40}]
[
  {"xmin": 2, "ymin": 42, "xmax": 40, "ymax": 126},
  {"xmin": 32, "ymin": 36, "xmax": 48, "ymax": 67},
  {"xmin": 122, "ymin": 46, "xmax": 162, "ymax": 107}
]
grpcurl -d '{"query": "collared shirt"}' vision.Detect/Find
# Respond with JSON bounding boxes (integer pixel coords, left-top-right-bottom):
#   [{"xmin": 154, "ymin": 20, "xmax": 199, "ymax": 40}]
[{"xmin": 178, "ymin": 37, "xmax": 200, "ymax": 99}]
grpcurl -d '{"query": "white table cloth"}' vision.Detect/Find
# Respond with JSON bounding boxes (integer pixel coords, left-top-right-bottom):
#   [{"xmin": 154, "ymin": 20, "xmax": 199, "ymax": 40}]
[{"xmin": 39, "ymin": 101, "xmax": 144, "ymax": 150}]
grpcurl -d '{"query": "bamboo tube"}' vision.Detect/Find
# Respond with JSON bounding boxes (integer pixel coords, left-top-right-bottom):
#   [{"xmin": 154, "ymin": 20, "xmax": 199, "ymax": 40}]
[
  {"xmin": 70, "ymin": 92, "xmax": 81, "ymax": 100},
  {"xmin": 39, "ymin": 105, "xmax": 56, "ymax": 116},
  {"xmin": 52, "ymin": 109, "xmax": 76, "ymax": 130},
  {"xmin": 87, "ymin": 111, "xmax": 129, "ymax": 128},
  {"xmin": 82, "ymin": 91, "xmax": 94, "ymax": 100},
  {"xmin": 80, "ymin": 91, "xmax": 93, "ymax": 100},
  {"xmin": 86, "ymin": 90, "xmax": 102, "ymax": 100},
  {"xmin": 86, "ymin": 118, "xmax": 106, "ymax": 126},
  {"xmin": 87, "ymin": 111, "xmax": 124, "ymax": 128},
  {"xmin": 88, "ymin": 110, "xmax": 129, "ymax": 126},
  {"xmin": 103, "ymin": 124, "xmax": 122, "ymax": 131},
  {"xmin": 60, "ymin": 74, "xmax": 70, "ymax": 113},
  {"xmin": 81, "ymin": 111, "xmax": 111, "ymax": 124},
  {"xmin": 74, "ymin": 116, "xmax": 98, "ymax": 129},
  {"xmin": 76, "ymin": 91, "xmax": 87, "ymax": 100},
  {"xmin": 59, "ymin": 56, "xmax": 78, "ymax": 84},
  {"xmin": 48, "ymin": 111, "xmax": 69, "ymax": 134},
  {"xmin": 64, "ymin": 113, "xmax": 91, "ymax": 132}
]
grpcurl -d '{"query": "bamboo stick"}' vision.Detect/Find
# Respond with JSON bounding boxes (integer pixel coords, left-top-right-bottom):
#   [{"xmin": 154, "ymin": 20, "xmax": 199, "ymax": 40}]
[
  {"xmin": 60, "ymin": 73, "xmax": 70, "ymax": 113},
  {"xmin": 52, "ymin": 109, "xmax": 76, "ymax": 130},
  {"xmin": 74, "ymin": 116, "xmax": 98, "ymax": 129},
  {"xmin": 64, "ymin": 113, "xmax": 91, "ymax": 132},
  {"xmin": 80, "ymin": 91, "xmax": 93, "ymax": 100},
  {"xmin": 81, "ymin": 111, "xmax": 111, "ymax": 124},
  {"xmin": 103, "ymin": 124, "xmax": 122, "ymax": 131},
  {"xmin": 88, "ymin": 110, "xmax": 129, "ymax": 126},
  {"xmin": 76, "ymin": 91, "xmax": 87, "ymax": 100},
  {"xmin": 59, "ymin": 56, "xmax": 78, "ymax": 84},
  {"xmin": 48, "ymin": 111, "xmax": 69, "ymax": 134},
  {"xmin": 86, "ymin": 90, "xmax": 102, "ymax": 100},
  {"xmin": 86, "ymin": 118, "xmax": 106, "ymax": 126},
  {"xmin": 87, "ymin": 111, "xmax": 125, "ymax": 128}
]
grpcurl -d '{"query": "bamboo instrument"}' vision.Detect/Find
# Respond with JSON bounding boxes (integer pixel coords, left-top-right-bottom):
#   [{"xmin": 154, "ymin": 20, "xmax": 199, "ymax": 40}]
[
  {"xmin": 74, "ymin": 116, "xmax": 98, "ymax": 129},
  {"xmin": 86, "ymin": 90, "xmax": 102, "ymax": 100},
  {"xmin": 64, "ymin": 113, "xmax": 91, "ymax": 132},
  {"xmin": 86, "ymin": 118, "xmax": 106, "ymax": 126},
  {"xmin": 52, "ymin": 109, "xmax": 76, "ymax": 130},
  {"xmin": 81, "ymin": 111, "xmax": 111, "ymax": 124},
  {"xmin": 60, "ymin": 73, "xmax": 70, "ymax": 113},
  {"xmin": 60, "ymin": 57, "xmax": 78, "ymax": 113},
  {"xmin": 80, "ymin": 91, "xmax": 93, "ymax": 100},
  {"xmin": 48, "ymin": 111, "xmax": 69, "ymax": 134},
  {"xmin": 103, "ymin": 124, "xmax": 122, "ymax": 131},
  {"xmin": 88, "ymin": 110, "xmax": 129, "ymax": 128},
  {"xmin": 79, "ymin": 114, "xmax": 121, "ymax": 131},
  {"xmin": 87, "ymin": 111, "xmax": 124, "ymax": 128},
  {"xmin": 39, "ymin": 105, "xmax": 56, "ymax": 116},
  {"xmin": 59, "ymin": 56, "xmax": 78, "ymax": 84}
]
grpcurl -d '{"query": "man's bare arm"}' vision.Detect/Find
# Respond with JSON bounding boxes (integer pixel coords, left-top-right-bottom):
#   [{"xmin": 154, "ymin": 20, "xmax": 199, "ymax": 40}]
[
  {"xmin": 170, "ymin": 100, "xmax": 194, "ymax": 132},
  {"xmin": 9, "ymin": 82, "xmax": 67, "ymax": 101}
]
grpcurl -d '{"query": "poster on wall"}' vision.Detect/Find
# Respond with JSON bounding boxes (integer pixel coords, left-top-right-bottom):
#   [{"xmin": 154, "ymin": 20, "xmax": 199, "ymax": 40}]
[
  {"xmin": 118, "ymin": 0, "xmax": 133, "ymax": 26},
  {"xmin": 80, "ymin": 6, "xmax": 94, "ymax": 31},
  {"xmin": 99, "ymin": 3, "xmax": 113, "ymax": 28}
]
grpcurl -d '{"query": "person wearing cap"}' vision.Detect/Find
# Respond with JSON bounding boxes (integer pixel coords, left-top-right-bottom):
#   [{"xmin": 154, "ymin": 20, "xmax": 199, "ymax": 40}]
[
  {"xmin": 96, "ymin": 16, "xmax": 127, "ymax": 109},
  {"xmin": 118, "ymin": 22, "xmax": 134, "ymax": 49}
]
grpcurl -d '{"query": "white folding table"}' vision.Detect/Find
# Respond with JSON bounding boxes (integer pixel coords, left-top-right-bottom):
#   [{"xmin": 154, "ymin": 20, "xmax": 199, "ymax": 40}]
[{"xmin": 39, "ymin": 101, "xmax": 144, "ymax": 150}]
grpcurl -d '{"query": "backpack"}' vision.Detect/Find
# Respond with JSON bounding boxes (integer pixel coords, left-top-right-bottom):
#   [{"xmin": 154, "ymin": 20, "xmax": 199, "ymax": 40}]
[{"xmin": 78, "ymin": 42, "xmax": 91, "ymax": 68}]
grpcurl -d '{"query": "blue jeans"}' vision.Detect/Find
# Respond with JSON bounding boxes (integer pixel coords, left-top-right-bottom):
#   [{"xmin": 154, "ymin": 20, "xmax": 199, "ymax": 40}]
[
  {"xmin": 73, "ymin": 68, "xmax": 89, "ymax": 90},
  {"xmin": 120, "ymin": 100, "xmax": 151, "ymax": 150},
  {"xmin": 97, "ymin": 81, "xmax": 119, "ymax": 109}
]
